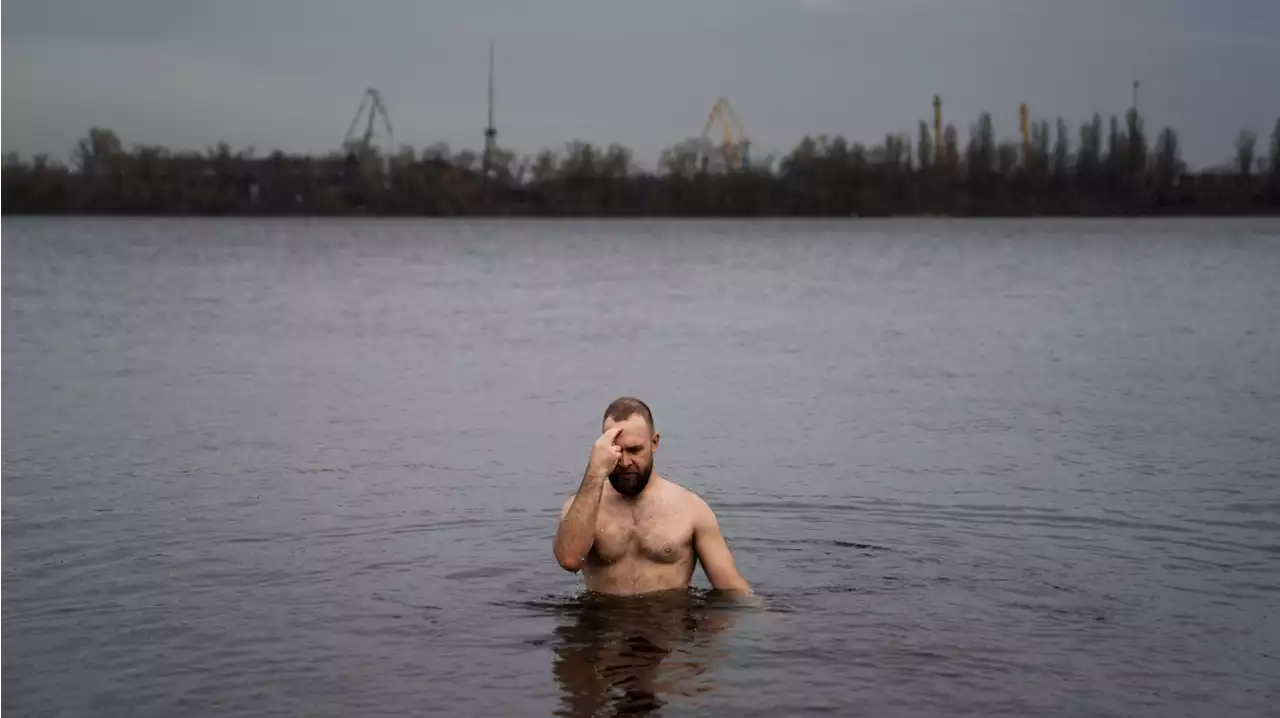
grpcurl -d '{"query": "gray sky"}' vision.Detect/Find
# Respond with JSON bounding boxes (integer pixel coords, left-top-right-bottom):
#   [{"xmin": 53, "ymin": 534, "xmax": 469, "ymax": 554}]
[{"xmin": 3, "ymin": 0, "xmax": 1277, "ymax": 169}]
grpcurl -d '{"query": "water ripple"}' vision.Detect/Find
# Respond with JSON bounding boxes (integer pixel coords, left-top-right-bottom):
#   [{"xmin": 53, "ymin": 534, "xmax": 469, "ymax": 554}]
[{"xmin": 6, "ymin": 218, "xmax": 1280, "ymax": 718}]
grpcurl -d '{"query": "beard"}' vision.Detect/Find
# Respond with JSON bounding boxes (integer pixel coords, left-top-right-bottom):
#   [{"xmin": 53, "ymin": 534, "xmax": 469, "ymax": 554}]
[{"xmin": 609, "ymin": 459, "xmax": 653, "ymax": 497}]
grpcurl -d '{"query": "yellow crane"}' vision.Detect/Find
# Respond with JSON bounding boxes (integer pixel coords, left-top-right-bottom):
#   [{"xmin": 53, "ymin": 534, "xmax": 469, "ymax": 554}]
[{"xmin": 701, "ymin": 97, "xmax": 750, "ymax": 170}]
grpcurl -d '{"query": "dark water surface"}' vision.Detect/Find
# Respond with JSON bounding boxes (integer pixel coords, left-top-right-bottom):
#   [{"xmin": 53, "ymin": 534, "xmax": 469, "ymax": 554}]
[{"xmin": 4, "ymin": 218, "xmax": 1279, "ymax": 717}]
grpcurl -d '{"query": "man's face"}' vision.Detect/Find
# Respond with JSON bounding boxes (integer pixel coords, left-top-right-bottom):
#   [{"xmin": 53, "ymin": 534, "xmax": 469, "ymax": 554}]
[{"xmin": 603, "ymin": 414, "xmax": 659, "ymax": 497}]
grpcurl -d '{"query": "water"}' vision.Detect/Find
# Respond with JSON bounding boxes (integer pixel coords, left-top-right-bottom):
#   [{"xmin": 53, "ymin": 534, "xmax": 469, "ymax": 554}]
[{"xmin": 3, "ymin": 217, "xmax": 1279, "ymax": 717}]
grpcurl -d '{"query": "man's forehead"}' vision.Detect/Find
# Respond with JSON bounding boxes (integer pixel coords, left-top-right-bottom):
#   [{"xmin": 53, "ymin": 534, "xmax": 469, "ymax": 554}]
[{"xmin": 604, "ymin": 414, "xmax": 651, "ymax": 439}]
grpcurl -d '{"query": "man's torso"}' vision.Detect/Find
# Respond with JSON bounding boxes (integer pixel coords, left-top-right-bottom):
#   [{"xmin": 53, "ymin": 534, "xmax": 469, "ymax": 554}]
[{"xmin": 582, "ymin": 477, "xmax": 699, "ymax": 595}]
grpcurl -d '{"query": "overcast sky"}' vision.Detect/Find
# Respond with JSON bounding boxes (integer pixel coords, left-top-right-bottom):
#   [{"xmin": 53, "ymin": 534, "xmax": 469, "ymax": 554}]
[{"xmin": 3, "ymin": 0, "xmax": 1277, "ymax": 169}]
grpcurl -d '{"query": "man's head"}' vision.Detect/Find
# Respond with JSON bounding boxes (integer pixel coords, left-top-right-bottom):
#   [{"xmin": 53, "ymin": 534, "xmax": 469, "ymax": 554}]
[{"xmin": 602, "ymin": 397, "xmax": 659, "ymax": 498}]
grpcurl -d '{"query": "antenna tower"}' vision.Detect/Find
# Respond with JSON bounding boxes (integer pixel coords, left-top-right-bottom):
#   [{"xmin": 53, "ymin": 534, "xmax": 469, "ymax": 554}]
[{"xmin": 482, "ymin": 40, "xmax": 498, "ymax": 180}]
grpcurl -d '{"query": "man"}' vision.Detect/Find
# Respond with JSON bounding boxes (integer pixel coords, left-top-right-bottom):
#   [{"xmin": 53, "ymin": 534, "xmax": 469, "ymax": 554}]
[{"xmin": 553, "ymin": 397, "xmax": 751, "ymax": 596}]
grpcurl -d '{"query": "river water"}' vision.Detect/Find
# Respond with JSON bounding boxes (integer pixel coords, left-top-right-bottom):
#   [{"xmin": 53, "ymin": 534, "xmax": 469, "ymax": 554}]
[{"xmin": 3, "ymin": 217, "xmax": 1278, "ymax": 717}]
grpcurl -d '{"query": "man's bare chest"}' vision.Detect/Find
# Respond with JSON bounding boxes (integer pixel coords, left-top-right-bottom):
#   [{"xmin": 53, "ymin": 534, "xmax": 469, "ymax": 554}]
[{"xmin": 591, "ymin": 508, "xmax": 693, "ymax": 566}]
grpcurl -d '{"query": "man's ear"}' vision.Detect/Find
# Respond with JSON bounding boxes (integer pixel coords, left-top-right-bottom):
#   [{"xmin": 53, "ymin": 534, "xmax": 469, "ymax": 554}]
[{"xmin": 651, "ymin": 433, "xmax": 660, "ymax": 452}]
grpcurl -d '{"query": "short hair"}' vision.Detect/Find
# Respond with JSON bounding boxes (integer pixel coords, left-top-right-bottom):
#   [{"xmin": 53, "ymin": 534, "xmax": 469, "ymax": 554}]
[{"xmin": 603, "ymin": 396, "xmax": 655, "ymax": 432}]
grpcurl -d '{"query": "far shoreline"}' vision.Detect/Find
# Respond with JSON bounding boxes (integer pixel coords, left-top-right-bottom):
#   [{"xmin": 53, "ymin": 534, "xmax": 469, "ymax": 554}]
[{"xmin": 5, "ymin": 212, "xmax": 1279, "ymax": 221}]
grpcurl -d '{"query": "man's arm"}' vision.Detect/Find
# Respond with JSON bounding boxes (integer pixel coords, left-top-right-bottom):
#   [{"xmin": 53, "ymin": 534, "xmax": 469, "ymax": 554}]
[
  {"xmin": 554, "ymin": 427, "xmax": 622, "ymax": 572},
  {"xmin": 692, "ymin": 497, "xmax": 751, "ymax": 593},
  {"xmin": 554, "ymin": 478, "xmax": 602, "ymax": 572}
]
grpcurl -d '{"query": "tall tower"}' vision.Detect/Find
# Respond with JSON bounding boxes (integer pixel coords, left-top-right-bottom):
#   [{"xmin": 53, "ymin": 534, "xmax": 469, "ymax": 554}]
[
  {"xmin": 933, "ymin": 94, "xmax": 942, "ymax": 165},
  {"xmin": 1020, "ymin": 102, "xmax": 1030, "ymax": 167},
  {"xmin": 482, "ymin": 40, "xmax": 497, "ymax": 180}
]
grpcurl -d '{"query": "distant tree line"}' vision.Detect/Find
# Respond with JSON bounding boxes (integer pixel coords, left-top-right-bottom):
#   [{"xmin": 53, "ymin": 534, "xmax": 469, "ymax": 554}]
[{"xmin": 4, "ymin": 111, "xmax": 1279, "ymax": 217}]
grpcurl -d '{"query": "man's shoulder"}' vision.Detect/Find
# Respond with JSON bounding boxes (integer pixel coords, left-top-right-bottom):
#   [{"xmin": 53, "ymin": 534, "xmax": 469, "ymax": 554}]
[{"xmin": 656, "ymin": 477, "xmax": 712, "ymax": 512}]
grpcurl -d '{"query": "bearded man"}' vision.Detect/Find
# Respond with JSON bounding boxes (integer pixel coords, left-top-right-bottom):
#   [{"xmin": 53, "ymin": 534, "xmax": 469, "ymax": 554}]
[{"xmin": 553, "ymin": 397, "xmax": 751, "ymax": 596}]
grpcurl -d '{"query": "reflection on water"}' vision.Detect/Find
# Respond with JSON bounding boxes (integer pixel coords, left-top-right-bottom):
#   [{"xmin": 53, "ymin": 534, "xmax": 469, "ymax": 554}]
[{"xmin": 550, "ymin": 590, "xmax": 742, "ymax": 717}]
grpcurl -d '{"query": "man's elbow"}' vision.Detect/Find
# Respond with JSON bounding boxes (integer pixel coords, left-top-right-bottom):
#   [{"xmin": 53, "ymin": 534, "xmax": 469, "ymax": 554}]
[{"xmin": 554, "ymin": 547, "xmax": 583, "ymax": 573}]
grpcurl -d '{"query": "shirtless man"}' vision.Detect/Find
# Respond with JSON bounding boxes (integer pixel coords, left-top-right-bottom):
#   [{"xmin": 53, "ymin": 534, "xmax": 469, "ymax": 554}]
[{"xmin": 553, "ymin": 397, "xmax": 751, "ymax": 596}]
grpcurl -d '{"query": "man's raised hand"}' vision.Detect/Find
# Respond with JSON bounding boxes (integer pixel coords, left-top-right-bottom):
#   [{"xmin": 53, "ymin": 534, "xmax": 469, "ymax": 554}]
[{"xmin": 587, "ymin": 426, "xmax": 624, "ymax": 479}]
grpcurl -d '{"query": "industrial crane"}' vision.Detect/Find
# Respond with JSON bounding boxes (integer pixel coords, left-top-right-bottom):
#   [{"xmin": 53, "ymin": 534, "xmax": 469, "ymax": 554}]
[
  {"xmin": 343, "ymin": 87, "xmax": 395, "ymax": 159},
  {"xmin": 701, "ymin": 97, "xmax": 750, "ymax": 170}
]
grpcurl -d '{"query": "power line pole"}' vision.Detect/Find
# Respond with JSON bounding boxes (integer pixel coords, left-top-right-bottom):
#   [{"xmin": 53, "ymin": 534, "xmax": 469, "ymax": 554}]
[{"xmin": 1132, "ymin": 80, "xmax": 1140, "ymax": 113}]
